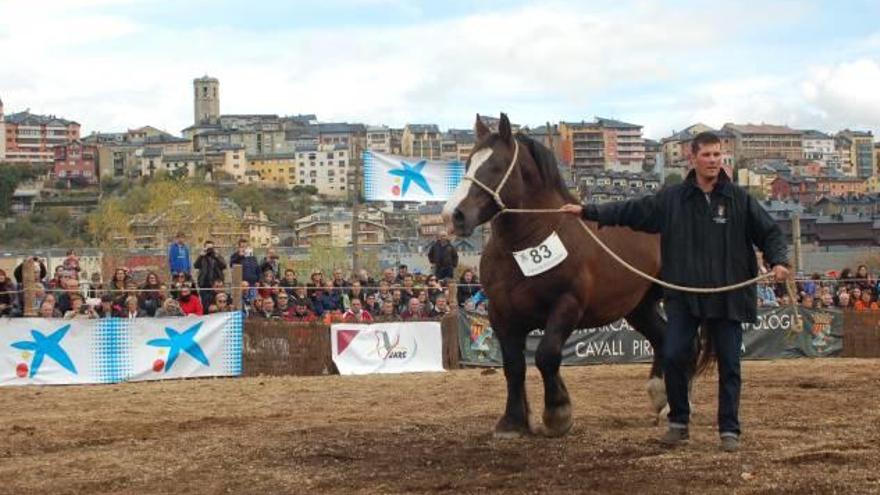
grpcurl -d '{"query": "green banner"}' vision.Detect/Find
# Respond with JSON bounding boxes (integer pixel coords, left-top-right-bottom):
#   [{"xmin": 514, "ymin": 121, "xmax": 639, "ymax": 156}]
[{"xmin": 457, "ymin": 306, "xmax": 844, "ymax": 367}]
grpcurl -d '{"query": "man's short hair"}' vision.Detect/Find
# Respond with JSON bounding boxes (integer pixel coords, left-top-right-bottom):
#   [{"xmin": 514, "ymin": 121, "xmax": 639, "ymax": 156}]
[
  {"xmin": 691, "ymin": 131, "xmax": 721, "ymax": 155},
  {"xmin": 238, "ymin": 238, "xmax": 248, "ymax": 245},
  {"xmin": 204, "ymin": 240, "xmax": 213, "ymax": 246}
]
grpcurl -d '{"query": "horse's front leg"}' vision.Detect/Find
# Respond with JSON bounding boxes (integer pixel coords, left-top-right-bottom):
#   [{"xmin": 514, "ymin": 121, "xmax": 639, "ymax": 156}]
[
  {"xmin": 494, "ymin": 329, "xmax": 531, "ymax": 439},
  {"xmin": 534, "ymin": 294, "xmax": 581, "ymax": 437}
]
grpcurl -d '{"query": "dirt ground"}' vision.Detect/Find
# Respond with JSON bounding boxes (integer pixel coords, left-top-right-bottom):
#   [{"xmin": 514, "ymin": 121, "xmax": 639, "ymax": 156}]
[{"xmin": 1, "ymin": 359, "xmax": 878, "ymax": 495}]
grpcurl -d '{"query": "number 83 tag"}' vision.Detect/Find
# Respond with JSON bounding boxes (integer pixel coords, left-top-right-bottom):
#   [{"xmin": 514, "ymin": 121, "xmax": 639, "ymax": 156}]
[{"xmin": 513, "ymin": 231, "xmax": 569, "ymax": 277}]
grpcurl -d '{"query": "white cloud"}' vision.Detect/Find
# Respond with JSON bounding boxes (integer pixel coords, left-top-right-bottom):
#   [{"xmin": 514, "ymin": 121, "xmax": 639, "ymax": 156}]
[{"xmin": 0, "ymin": 0, "xmax": 877, "ymax": 140}]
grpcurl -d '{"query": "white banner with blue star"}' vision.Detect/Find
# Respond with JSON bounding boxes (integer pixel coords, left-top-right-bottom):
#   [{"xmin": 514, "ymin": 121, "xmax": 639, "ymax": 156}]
[
  {"xmin": 0, "ymin": 313, "xmax": 243, "ymax": 386},
  {"xmin": 363, "ymin": 151, "xmax": 465, "ymax": 202}
]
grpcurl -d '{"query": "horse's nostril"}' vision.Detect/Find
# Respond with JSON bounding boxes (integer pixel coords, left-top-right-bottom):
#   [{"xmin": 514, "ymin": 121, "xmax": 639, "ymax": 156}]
[{"xmin": 453, "ymin": 209, "xmax": 465, "ymax": 224}]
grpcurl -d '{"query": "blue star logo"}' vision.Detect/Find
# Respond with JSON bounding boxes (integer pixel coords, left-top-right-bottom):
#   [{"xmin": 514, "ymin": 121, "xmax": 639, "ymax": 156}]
[
  {"xmin": 147, "ymin": 322, "xmax": 210, "ymax": 372},
  {"xmin": 388, "ymin": 160, "xmax": 433, "ymax": 196},
  {"xmin": 11, "ymin": 325, "xmax": 78, "ymax": 378}
]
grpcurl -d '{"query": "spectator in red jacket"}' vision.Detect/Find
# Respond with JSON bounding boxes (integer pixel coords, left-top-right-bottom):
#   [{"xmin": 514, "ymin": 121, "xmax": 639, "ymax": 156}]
[
  {"xmin": 177, "ymin": 284, "xmax": 204, "ymax": 316},
  {"xmin": 342, "ymin": 298, "xmax": 373, "ymax": 323},
  {"xmin": 288, "ymin": 300, "xmax": 317, "ymax": 322}
]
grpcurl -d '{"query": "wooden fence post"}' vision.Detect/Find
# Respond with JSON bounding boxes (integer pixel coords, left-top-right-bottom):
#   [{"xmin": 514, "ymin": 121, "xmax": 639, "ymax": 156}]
[
  {"xmin": 448, "ymin": 282, "xmax": 458, "ymax": 307},
  {"xmin": 22, "ymin": 258, "xmax": 37, "ymax": 317},
  {"xmin": 231, "ymin": 264, "xmax": 243, "ymax": 311}
]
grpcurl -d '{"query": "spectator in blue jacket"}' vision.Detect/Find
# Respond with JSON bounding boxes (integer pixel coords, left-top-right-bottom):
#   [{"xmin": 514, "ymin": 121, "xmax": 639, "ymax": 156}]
[
  {"xmin": 167, "ymin": 232, "xmax": 192, "ymax": 276},
  {"xmin": 229, "ymin": 239, "xmax": 261, "ymax": 288}
]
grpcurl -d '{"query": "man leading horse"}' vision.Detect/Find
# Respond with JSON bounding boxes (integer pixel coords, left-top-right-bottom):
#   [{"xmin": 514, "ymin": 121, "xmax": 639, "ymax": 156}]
[{"xmin": 561, "ymin": 131, "xmax": 789, "ymax": 452}]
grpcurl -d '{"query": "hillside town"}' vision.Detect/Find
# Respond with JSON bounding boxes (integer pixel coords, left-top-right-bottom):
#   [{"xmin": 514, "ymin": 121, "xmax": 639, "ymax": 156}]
[{"xmin": 1, "ymin": 75, "xmax": 879, "ymax": 259}]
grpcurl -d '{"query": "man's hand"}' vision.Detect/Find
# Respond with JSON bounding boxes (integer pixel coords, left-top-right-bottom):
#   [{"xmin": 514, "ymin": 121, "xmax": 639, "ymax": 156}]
[
  {"xmin": 772, "ymin": 264, "xmax": 790, "ymax": 281},
  {"xmin": 559, "ymin": 204, "xmax": 583, "ymax": 216}
]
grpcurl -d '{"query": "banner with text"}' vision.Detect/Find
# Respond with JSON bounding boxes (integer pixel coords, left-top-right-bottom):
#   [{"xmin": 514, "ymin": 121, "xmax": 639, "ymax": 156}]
[
  {"xmin": 363, "ymin": 151, "xmax": 465, "ymax": 202},
  {"xmin": 457, "ymin": 306, "xmax": 843, "ymax": 366},
  {"xmin": 0, "ymin": 313, "xmax": 243, "ymax": 386},
  {"xmin": 331, "ymin": 321, "xmax": 444, "ymax": 375}
]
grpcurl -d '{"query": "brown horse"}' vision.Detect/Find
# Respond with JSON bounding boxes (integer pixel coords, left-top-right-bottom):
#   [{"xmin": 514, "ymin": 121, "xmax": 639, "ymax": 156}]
[{"xmin": 442, "ymin": 114, "xmax": 668, "ymax": 437}]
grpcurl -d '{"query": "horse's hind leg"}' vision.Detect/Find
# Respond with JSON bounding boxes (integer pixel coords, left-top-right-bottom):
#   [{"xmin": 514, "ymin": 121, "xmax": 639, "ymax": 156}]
[
  {"xmin": 494, "ymin": 329, "xmax": 531, "ymax": 439},
  {"xmin": 534, "ymin": 295, "xmax": 581, "ymax": 437},
  {"xmin": 625, "ymin": 286, "xmax": 668, "ymax": 424}
]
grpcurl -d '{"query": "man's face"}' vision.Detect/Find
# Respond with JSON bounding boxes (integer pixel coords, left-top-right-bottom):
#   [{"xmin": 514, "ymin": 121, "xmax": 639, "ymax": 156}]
[
  {"xmin": 408, "ymin": 298, "xmax": 420, "ymax": 312},
  {"xmin": 351, "ymin": 299, "xmax": 362, "ymax": 312},
  {"xmin": 285, "ymin": 271, "xmax": 296, "ymax": 281},
  {"xmin": 436, "ymin": 298, "xmax": 448, "ymax": 310},
  {"xmin": 263, "ymin": 299, "xmax": 275, "ymax": 311},
  {"xmin": 692, "ymin": 142, "xmax": 722, "ymax": 182}
]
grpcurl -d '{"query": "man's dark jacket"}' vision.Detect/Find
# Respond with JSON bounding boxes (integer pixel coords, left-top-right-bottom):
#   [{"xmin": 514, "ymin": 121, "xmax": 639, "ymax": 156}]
[
  {"xmin": 194, "ymin": 252, "xmax": 227, "ymax": 288},
  {"xmin": 582, "ymin": 170, "xmax": 788, "ymax": 323},
  {"xmin": 230, "ymin": 252, "xmax": 261, "ymax": 285},
  {"xmin": 428, "ymin": 240, "xmax": 459, "ymax": 271}
]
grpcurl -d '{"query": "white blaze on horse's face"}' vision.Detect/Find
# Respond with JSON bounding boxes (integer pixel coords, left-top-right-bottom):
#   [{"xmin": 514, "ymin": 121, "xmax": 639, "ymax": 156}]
[{"xmin": 442, "ymin": 147, "xmax": 494, "ymax": 235}]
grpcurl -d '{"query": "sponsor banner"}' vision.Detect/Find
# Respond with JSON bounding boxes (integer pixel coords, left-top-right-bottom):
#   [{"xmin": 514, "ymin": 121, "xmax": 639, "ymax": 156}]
[
  {"xmin": 363, "ymin": 151, "xmax": 464, "ymax": 202},
  {"xmin": 331, "ymin": 321, "xmax": 444, "ymax": 375},
  {"xmin": 0, "ymin": 313, "xmax": 243, "ymax": 386},
  {"xmin": 458, "ymin": 306, "xmax": 843, "ymax": 367}
]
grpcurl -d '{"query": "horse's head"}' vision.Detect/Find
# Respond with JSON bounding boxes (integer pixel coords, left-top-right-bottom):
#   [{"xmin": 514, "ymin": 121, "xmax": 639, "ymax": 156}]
[{"xmin": 442, "ymin": 113, "xmax": 522, "ymax": 237}]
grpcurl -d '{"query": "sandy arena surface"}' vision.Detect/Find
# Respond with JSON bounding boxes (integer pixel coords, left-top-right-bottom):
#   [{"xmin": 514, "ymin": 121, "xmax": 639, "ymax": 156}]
[{"xmin": 1, "ymin": 359, "xmax": 878, "ymax": 494}]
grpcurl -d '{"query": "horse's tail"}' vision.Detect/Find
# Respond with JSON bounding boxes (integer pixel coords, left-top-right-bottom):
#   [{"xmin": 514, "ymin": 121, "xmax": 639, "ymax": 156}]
[{"xmin": 694, "ymin": 322, "xmax": 716, "ymax": 376}]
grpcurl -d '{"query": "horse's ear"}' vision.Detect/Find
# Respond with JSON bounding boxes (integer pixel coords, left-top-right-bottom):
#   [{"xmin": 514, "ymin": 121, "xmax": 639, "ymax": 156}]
[
  {"xmin": 499, "ymin": 113, "xmax": 512, "ymax": 144},
  {"xmin": 475, "ymin": 114, "xmax": 490, "ymax": 140}
]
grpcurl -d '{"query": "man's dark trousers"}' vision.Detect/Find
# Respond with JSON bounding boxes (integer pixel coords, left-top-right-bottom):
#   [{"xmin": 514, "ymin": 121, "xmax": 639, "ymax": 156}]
[{"xmin": 663, "ymin": 299, "xmax": 743, "ymax": 437}]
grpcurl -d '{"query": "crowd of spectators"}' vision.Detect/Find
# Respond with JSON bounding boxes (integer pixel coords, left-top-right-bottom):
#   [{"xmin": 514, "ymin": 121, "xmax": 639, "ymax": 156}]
[
  {"xmin": 758, "ymin": 263, "xmax": 880, "ymax": 312},
  {"xmin": 0, "ymin": 236, "xmax": 484, "ymax": 323}
]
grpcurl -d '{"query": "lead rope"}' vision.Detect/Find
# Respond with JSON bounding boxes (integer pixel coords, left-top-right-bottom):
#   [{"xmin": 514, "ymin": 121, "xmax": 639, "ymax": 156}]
[
  {"xmin": 460, "ymin": 138, "xmax": 801, "ymax": 331},
  {"xmin": 499, "ymin": 206, "xmax": 802, "ymax": 332}
]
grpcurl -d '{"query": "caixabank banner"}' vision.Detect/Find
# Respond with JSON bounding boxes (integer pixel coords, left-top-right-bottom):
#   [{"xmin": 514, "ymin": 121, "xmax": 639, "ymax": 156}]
[
  {"xmin": 0, "ymin": 312, "xmax": 243, "ymax": 386},
  {"xmin": 331, "ymin": 321, "xmax": 444, "ymax": 375}
]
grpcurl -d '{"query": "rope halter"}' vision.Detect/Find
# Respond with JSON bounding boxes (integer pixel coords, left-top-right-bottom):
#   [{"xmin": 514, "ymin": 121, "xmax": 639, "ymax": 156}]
[{"xmin": 461, "ymin": 138, "xmax": 520, "ymax": 215}]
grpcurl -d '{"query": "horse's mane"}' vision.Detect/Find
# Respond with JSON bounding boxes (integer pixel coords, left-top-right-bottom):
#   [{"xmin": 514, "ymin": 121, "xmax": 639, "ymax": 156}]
[{"xmin": 514, "ymin": 133, "xmax": 578, "ymax": 203}]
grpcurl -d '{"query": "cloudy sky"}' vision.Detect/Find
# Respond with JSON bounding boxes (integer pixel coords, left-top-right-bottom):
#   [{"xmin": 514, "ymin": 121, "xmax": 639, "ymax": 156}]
[{"xmin": 1, "ymin": 0, "xmax": 879, "ymax": 139}]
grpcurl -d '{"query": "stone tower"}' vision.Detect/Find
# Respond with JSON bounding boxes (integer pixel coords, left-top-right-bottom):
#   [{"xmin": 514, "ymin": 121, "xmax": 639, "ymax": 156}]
[{"xmin": 193, "ymin": 76, "xmax": 219, "ymax": 126}]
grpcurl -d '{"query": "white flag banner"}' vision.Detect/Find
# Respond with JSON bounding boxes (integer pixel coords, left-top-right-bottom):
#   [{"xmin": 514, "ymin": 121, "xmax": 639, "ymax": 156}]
[
  {"xmin": 331, "ymin": 321, "xmax": 444, "ymax": 375},
  {"xmin": 363, "ymin": 151, "xmax": 465, "ymax": 202},
  {"xmin": 0, "ymin": 319, "xmax": 98, "ymax": 386},
  {"xmin": 0, "ymin": 313, "xmax": 243, "ymax": 386}
]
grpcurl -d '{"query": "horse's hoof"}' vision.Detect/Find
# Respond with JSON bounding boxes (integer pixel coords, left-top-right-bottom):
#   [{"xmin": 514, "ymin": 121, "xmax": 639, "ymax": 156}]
[
  {"xmin": 493, "ymin": 429, "xmax": 525, "ymax": 439},
  {"xmin": 494, "ymin": 416, "xmax": 530, "ymax": 439},
  {"xmin": 539, "ymin": 403, "xmax": 573, "ymax": 437}
]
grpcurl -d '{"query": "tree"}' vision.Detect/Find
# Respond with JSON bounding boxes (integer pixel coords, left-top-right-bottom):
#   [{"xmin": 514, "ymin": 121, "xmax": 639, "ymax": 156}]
[
  {"xmin": 87, "ymin": 177, "xmax": 238, "ymax": 249},
  {"xmin": 304, "ymin": 237, "xmax": 349, "ymax": 275}
]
